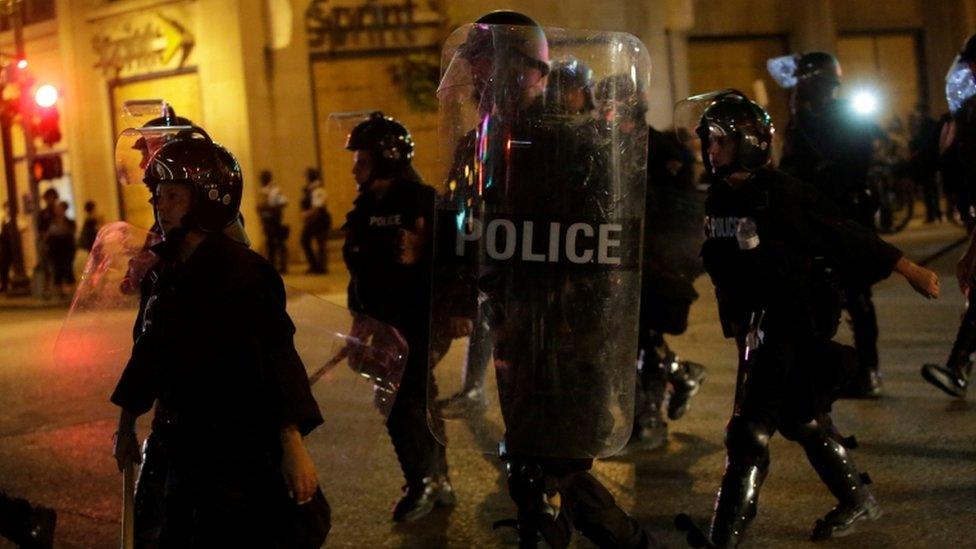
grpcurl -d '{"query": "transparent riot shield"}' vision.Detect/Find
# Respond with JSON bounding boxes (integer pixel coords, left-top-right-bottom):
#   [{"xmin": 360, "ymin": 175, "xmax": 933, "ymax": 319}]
[
  {"xmin": 55, "ymin": 221, "xmax": 408, "ymax": 536},
  {"xmin": 429, "ymin": 24, "xmax": 649, "ymax": 459}
]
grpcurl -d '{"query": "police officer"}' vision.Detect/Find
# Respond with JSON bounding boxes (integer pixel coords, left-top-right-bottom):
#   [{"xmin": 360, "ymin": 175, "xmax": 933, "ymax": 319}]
[
  {"xmin": 595, "ymin": 74, "xmax": 707, "ymax": 451},
  {"xmin": 922, "ymin": 33, "xmax": 976, "ymax": 398},
  {"xmin": 342, "ymin": 112, "xmax": 455, "ymax": 522},
  {"xmin": 545, "ymin": 57, "xmax": 596, "ymax": 116},
  {"xmin": 111, "ymin": 129, "xmax": 328, "ymax": 547},
  {"xmin": 778, "ymin": 52, "xmax": 887, "ymax": 398},
  {"xmin": 684, "ymin": 90, "xmax": 938, "ymax": 547},
  {"xmin": 436, "ymin": 12, "xmax": 654, "ymax": 548}
]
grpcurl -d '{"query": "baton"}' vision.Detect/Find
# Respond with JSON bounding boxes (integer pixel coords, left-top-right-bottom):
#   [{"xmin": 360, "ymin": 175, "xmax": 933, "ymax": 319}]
[
  {"xmin": 308, "ymin": 346, "xmax": 349, "ymax": 386},
  {"xmin": 121, "ymin": 459, "xmax": 135, "ymax": 549},
  {"xmin": 917, "ymin": 235, "xmax": 969, "ymax": 267}
]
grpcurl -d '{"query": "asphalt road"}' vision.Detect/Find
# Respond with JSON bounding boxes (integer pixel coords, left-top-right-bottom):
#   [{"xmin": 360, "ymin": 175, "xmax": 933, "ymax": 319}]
[{"xmin": 0, "ymin": 221, "xmax": 972, "ymax": 548}]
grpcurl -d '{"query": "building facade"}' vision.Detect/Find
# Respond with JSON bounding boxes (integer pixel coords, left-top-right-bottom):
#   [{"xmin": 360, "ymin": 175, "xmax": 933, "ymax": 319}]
[{"xmin": 0, "ymin": 0, "xmax": 973, "ymax": 268}]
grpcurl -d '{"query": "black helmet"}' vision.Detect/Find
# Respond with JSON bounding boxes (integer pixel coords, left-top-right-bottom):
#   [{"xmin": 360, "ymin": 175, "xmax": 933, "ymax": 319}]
[
  {"xmin": 960, "ymin": 33, "xmax": 976, "ymax": 63},
  {"xmin": 144, "ymin": 136, "xmax": 243, "ymax": 232},
  {"xmin": 457, "ymin": 10, "xmax": 549, "ymax": 75},
  {"xmin": 595, "ymin": 73, "xmax": 648, "ymax": 124},
  {"xmin": 546, "ymin": 58, "xmax": 595, "ymax": 114},
  {"xmin": 794, "ymin": 52, "xmax": 841, "ymax": 103},
  {"xmin": 697, "ymin": 90, "xmax": 774, "ymax": 178},
  {"xmin": 345, "ymin": 111, "xmax": 415, "ymax": 180}
]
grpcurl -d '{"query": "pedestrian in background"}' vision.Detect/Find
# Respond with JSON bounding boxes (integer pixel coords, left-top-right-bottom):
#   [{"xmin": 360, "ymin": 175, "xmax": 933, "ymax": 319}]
[
  {"xmin": 0, "ymin": 202, "xmax": 15, "ymax": 294},
  {"xmin": 300, "ymin": 168, "xmax": 331, "ymax": 274},
  {"xmin": 45, "ymin": 200, "xmax": 76, "ymax": 299},
  {"xmin": 258, "ymin": 170, "xmax": 290, "ymax": 273},
  {"xmin": 78, "ymin": 200, "xmax": 100, "ymax": 252}
]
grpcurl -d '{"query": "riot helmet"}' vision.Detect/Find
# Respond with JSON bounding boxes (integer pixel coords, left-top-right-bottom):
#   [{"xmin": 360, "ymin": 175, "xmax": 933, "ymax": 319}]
[
  {"xmin": 676, "ymin": 90, "xmax": 773, "ymax": 180},
  {"xmin": 794, "ymin": 51, "xmax": 842, "ymax": 104},
  {"xmin": 595, "ymin": 73, "xmax": 648, "ymax": 127},
  {"xmin": 345, "ymin": 111, "xmax": 415, "ymax": 182},
  {"xmin": 446, "ymin": 10, "xmax": 550, "ymax": 112},
  {"xmin": 144, "ymin": 136, "xmax": 244, "ymax": 233},
  {"xmin": 545, "ymin": 57, "xmax": 595, "ymax": 114}
]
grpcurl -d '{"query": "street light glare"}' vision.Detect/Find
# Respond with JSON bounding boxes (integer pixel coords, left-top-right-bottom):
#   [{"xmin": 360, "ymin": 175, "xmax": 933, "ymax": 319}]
[
  {"xmin": 852, "ymin": 89, "xmax": 879, "ymax": 115},
  {"xmin": 16, "ymin": 59, "xmax": 28, "ymax": 70},
  {"xmin": 35, "ymin": 84, "xmax": 58, "ymax": 108}
]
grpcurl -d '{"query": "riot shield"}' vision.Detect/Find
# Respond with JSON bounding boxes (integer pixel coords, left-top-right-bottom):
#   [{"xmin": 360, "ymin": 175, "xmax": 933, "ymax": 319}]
[
  {"xmin": 55, "ymin": 221, "xmax": 408, "ymax": 536},
  {"xmin": 429, "ymin": 24, "xmax": 649, "ymax": 459}
]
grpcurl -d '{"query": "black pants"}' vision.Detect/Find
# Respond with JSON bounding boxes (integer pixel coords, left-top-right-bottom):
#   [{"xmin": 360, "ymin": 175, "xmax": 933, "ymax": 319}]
[
  {"xmin": 0, "ymin": 247, "xmax": 11, "ymax": 291},
  {"xmin": 46, "ymin": 236, "xmax": 75, "ymax": 285},
  {"xmin": 0, "ymin": 491, "xmax": 36, "ymax": 544},
  {"xmin": 920, "ymin": 175, "xmax": 942, "ymax": 221},
  {"xmin": 301, "ymin": 213, "xmax": 330, "ymax": 272},
  {"xmin": 634, "ymin": 295, "xmax": 693, "ymax": 428},
  {"xmin": 159, "ymin": 449, "xmax": 329, "ymax": 548},
  {"xmin": 709, "ymin": 329, "xmax": 863, "ymax": 544},
  {"xmin": 843, "ymin": 285, "xmax": 879, "ymax": 376},
  {"xmin": 386, "ymin": 323, "xmax": 448, "ymax": 485}
]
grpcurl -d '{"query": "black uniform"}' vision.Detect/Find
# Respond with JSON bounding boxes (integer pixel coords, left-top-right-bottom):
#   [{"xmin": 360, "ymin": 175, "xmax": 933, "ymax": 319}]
[
  {"xmin": 342, "ymin": 176, "xmax": 448, "ymax": 488},
  {"xmin": 632, "ymin": 126, "xmax": 705, "ymax": 437},
  {"xmin": 780, "ymin": 100, "xmax": 886, "ymax": 394},
  {"xmin": 111, "ymin": 232, "xmax": 325, "ymax": 547},
  {"xmin": 702, "ymin": 167, "xmax": 899, "ymax": 546}
]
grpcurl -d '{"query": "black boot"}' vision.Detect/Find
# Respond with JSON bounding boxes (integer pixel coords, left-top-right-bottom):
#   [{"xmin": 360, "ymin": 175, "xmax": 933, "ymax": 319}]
[
  {"xmin": 0, "ymin": 492, "xmax": 56, "ymax": 549},
  {"xmin": 793, "ymin": 424, "xmax": 881, "ymax": 540},
  {"xmin": 708, "ymin": 462, "xmax": 767, "ymax": 548},
  {"xmin": 921, "ymin": 318, "xmax": 976, "ymax": 398},
  {"xmin": 627, "ymin": 403, "xmax": 668, "ymax": 452},
  {"xmin": 666, "ymin": 354, "xmax": 707, "ymax": 420},
  {"xmin": 392, "ymin": 475, "xmax": 456, "ymax": 522}
]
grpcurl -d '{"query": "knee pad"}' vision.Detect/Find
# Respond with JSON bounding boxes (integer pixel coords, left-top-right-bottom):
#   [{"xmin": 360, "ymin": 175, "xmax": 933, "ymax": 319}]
[
  {"xmin": 779, "ymin": 418, "xmax": 823, "ymax": 443},
  {"xmin": 724, "ymin": 417, "xmax": 772, "ymax": 463}
]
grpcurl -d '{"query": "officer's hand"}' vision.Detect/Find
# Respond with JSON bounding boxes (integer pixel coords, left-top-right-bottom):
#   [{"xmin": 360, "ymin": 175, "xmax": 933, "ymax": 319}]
[
  {"xmin": 896, "ymin": 257, "xmax": 940, "ymax": 299},
  {"xmin": 120, "ymin": 251, "xmax": 159, "ymax": 295},
  {"xmin": 397, "ymin": 217, "xmax": 426, "ymax": 265},
  {"xmin": 112, "ymin": 431, "xmax": 141, "ymax": 472},
  {"xmin": 448, "ymin": 316, "xmax": 473, "ymax": 338},
  {"xmin": 280, "ymin": 426, "xmax": 319, "ymax": 504}
]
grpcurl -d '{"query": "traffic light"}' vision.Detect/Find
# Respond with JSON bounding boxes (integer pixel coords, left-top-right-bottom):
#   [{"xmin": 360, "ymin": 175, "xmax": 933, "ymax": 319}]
[
  {"xmin": 32, "ymin": 84, "xmax": 60, "ymax": 146},
  {"xmin": 31, "ymin": 155, "xmax": 63, "ymax": 181}
]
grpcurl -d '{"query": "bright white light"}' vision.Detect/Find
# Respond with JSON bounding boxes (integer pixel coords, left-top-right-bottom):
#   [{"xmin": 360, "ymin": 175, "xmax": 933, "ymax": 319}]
[
  {"xmin": 34, "ymin": 84, "xmax": 58, "ymax": 108},
  {"xmin": 16, "ymin": 59, "xmax": 27, "ymax": 70},
  {"xmin": 851, "ymin": 89, "xmax": 879, "ymax": 116}
]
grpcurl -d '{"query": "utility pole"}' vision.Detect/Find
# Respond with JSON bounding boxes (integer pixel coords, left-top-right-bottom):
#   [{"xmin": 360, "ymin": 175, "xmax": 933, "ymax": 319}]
[{"xmin": 0, "ymin": 0, "xmax": 30, "ymax": 296}]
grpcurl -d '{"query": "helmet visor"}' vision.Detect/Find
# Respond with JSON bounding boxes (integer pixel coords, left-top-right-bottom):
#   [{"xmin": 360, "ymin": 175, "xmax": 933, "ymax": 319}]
[
  {"xmin": 946, "ymin": 55, "xmax": 976, "ymax": 114},
  {"xmin": 766, "ymin": 54, "xmax": 798, "ymax": 89}
]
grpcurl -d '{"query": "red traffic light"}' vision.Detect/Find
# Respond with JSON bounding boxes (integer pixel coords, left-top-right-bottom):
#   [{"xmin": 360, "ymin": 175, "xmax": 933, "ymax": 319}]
[{"xmin": 34, "ymin": 84, "xmax": 58, "ymax": 108}]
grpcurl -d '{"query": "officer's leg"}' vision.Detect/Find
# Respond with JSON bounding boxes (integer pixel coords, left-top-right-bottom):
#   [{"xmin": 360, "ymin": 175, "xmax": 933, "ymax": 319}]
[
  {"xmin": 387, "ymin": 335, "xmax": 453, "ymax": 522},
  {"xmin": 780, "ymin": 415, "xmax": 881, "ymax": 540},
  {"xmin": 0, "ymin": 491, "xmax": 56, "ymax": 548},
  {"xmin": 134, "ymin": 432, "xmax": 166, "ymax": 549},
  {"xmin": 708, "ymin": 415, "xmax": 773, "ymax": 548},
  {"xmin": 561, "ymin": 470, "xmax": 655, "ymax": 548},
  {"xmin": 315, "ymin": 232, "xmax": 329, "ymax": 273},
  {"xmin": 658, "ymin": 298, "xmax": 707, "ymax": 420},
  {"xmin": 922, "ymin": 300, "xmax": 976, "ymax": 397},
  {"xmin": 440, "ymin": 307, "xmax": 492, "ymax": 417},
  {"xmin": 630, "ymin": 328, "xmax": 668, "ymax": 449},
  {"xmin": 843, "ymin": 286, "xmax": 882, "ymax": 397},
  {"xmin": 300, "ymin": 224, "xmax": 319, "ymax": 272}
]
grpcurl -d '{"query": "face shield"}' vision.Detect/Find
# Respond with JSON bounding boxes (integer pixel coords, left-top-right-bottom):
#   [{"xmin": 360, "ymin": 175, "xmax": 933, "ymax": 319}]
[
  {"xmin": 437, "ymin": 23, "xmax": 550, "ymax": 118},
  {"xmin": 946, "ymin": 55, "xmax": 976, "ymax": 114},
  {"xmin": 767, "ymin": 54, "xmax": 799, "ymax": 89}
]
